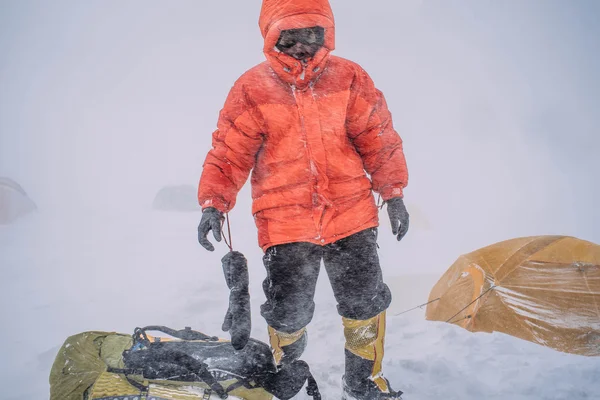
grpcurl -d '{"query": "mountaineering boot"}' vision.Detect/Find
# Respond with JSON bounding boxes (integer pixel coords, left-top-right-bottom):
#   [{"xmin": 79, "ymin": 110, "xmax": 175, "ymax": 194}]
[
  {"xmin": 268, "ymin": 326, "xmax": 308, "ymax": 366},
  {"xmin": 342, "ymin": 357, "xmax": 403, "ymax": 400},
  {"xmin": 341, "ymin": 311, "xmax": 403, "ymax": 399}
]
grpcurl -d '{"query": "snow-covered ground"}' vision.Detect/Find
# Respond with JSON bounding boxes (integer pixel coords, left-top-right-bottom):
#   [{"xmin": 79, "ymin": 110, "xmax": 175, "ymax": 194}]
[
  {"xmin": 2, "ymin": 1, "xmax": 599, "ymax": 399},
  {"xmin": 1, "ymin": 210, "xmax": 598, "ymax": 400}
]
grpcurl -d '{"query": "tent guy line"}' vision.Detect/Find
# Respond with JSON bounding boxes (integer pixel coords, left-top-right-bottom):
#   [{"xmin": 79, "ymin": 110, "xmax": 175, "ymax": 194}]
[
  {"xmin": 445, "ymin": 285, "xmax": 497, "ymax": 324},
  {"xmin": 391, "ymin": 285, "xmax": 498, "ymax": 324},
  {"xmin": 392, "ymin": 298, "xmax": 441, "ymax": 317}
]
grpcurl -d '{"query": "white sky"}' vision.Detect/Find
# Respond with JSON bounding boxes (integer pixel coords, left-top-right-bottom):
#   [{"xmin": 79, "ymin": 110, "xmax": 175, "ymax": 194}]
[{"xmin": 1, "ymin": 0, "xmax": 599, "ymax": 273}]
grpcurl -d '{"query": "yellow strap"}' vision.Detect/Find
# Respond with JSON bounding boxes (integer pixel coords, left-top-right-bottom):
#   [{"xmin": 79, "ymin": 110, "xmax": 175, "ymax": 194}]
[{"xmin": 268, "ymin": 326, "xmax": 306, "ymax": 365}]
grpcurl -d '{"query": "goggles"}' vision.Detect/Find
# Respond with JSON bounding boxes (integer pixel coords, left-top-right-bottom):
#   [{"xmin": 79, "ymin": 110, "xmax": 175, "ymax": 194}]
[{"xmin": 276, "ymin": 26, "xmax": 325, "ymax": 50}]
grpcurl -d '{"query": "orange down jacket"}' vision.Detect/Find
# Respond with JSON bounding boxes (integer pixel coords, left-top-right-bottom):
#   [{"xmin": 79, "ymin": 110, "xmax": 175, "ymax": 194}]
[{"xmin": 198, "ymin": 0, "xmax": 408, "ymax": 251}]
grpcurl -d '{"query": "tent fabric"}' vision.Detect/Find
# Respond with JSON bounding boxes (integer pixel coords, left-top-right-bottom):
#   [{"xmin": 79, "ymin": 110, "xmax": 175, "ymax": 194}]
[
  {"xmin": 49, "ymin": 331, "xmax": 132, "ymax": 400},
  {"xmin": 0, "ymin": 177, "xmax": 36, "ymax": 224},
  {"xmin": 426, "ymin": 236, "xmax": 600, "ymax": 357}
]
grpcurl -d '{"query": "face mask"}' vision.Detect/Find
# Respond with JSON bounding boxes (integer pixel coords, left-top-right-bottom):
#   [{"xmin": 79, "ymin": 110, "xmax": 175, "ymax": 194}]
[{"xmin": 276, "ymin": 26, "xmax": 325, "ymax": 51}]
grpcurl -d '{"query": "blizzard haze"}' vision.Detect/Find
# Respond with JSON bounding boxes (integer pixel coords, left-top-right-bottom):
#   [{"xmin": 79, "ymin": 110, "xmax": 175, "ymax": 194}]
[
  {"xmin": 1, "ymin": 0, "xmax": 598, "ymax": 264},
  {"xmin": 1, "ymin": 1, "xmax": 599, "ymax": 399}
]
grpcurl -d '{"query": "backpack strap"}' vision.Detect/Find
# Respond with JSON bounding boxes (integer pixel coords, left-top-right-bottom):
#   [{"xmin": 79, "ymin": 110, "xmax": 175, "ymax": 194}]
[
  {"xmin": 120, "ymin": 346, "xmax": 229, "ymax": 399},
  {"xmin": 137, "ymin": 326, "xmax": 219, "ymax": 342}
]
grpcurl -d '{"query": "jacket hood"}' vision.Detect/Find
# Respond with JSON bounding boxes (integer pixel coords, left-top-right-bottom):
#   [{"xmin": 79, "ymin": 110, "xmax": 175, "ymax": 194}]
[{"xmin": 259, "ymin": 0, "xmax": 335, "ymax": 89}]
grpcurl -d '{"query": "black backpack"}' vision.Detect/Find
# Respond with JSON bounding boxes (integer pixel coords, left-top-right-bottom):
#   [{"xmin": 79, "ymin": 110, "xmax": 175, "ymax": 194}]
[{"xmin": 91, "ymin": 325, "xmax": 320, "ymax": 400}]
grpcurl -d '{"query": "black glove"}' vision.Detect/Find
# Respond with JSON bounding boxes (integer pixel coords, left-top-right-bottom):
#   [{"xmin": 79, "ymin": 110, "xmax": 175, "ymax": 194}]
[
  {"xmin": 197, "ymin": 207, "xmax": 224, "ymax": 252},
  {"xmin": 221, "ymin": 251, "xmax": 251, "ymax": 350},
  {"xmin": 386, "ymin": 197, "xmax": 410, "ymax": 241}
]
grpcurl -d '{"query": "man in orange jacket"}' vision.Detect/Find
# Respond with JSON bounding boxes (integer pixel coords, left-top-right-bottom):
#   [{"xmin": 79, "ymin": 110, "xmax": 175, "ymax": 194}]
[{"xmin": 198, "ymin": 1, "xmax": 408, "ymax": 399}]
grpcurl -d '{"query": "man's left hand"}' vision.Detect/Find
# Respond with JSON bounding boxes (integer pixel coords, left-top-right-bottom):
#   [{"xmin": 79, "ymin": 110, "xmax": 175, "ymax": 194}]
[{"xmin": 386, "ymin": 197, "xmax": 410, "ymax": 241}]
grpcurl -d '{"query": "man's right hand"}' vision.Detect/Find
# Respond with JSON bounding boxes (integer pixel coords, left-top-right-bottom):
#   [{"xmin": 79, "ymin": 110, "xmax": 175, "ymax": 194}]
[
  {"xmin": 198, "ymin": 207, "xmax": 225, "ymax": 251},
  {"xmin": 386, "ymin": 197, "xmax": 410, "ymax": 241}
]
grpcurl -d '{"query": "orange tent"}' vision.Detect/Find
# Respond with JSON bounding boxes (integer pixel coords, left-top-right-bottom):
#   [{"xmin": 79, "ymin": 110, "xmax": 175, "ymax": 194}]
[{"xmin": 426, "ymin": 236, "xmax": 600, "ymax": 357}]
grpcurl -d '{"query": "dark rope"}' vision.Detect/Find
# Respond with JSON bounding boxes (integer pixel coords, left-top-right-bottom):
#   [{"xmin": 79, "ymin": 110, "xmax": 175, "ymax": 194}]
[
  {"xmin": 222, "ymin": 212, "xmax": 233, "ymax": 252},
  {"xmin": 445, "ymin": 285, "xmax": 497, "ymax": 323},
  {"xmin": 393, "ymin": 298, "xmax": 440, "ymax": 316},
  {"xmin": 377, "ymin": 194, "xmax": 385, "ymax": 210}
]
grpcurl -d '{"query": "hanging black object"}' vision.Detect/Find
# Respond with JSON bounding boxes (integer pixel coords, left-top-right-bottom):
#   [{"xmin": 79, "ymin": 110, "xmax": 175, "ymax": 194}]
[{"xmin": 221, "ymin": 251, "xmax": 252, "ymax": 350}]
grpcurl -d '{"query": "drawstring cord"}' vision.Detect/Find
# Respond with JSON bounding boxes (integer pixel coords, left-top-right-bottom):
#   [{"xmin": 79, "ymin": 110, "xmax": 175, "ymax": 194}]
[
  {"xmin": 222, "ymin": 212, "xmax": 234, "ymax": 252},
  {"xmin": 377, "ymin": 194, "xmax": 385, "ymax": 210}
]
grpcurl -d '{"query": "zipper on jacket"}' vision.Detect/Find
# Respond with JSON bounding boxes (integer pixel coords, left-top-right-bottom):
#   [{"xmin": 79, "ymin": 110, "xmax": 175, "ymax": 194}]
[{"xmin": 292, "ymin": 85, "xmax": 323, "ymax": 241}]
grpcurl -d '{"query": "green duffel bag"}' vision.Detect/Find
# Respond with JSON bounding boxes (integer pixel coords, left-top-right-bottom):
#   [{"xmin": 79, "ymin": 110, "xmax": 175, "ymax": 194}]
[{"xmin": 49, "ymin": 326, "xmax": 321, "ymax": 400}]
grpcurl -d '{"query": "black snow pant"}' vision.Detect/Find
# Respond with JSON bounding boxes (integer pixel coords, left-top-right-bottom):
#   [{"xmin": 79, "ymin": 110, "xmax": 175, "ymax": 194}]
[{"xmin": 260, "ymin": 227, "xmax": 392, "ymax": 333}]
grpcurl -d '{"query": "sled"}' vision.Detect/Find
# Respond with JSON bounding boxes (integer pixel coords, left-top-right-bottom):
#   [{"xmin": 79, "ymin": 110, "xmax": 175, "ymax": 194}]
[{"xmin": 49, "ymin": 326, "xmax": 320, "ymax": 400}]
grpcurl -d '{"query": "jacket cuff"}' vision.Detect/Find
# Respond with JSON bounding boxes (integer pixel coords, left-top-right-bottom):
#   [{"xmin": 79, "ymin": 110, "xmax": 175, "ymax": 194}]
[
  {"xmin": 199, "ymin": 198, "xmax": 229, "ymax": 213},
  {"xmin": 379, "ymin": 185, "xmax": 404, "ymax": 201}
]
